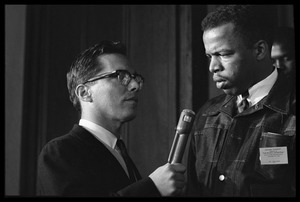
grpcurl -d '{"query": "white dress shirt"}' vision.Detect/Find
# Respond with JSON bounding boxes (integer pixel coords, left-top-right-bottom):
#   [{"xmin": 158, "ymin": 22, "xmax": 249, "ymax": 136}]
[
  {"xmin": 79, "ymin": 119, "xmax": 130, "ymax": 177},
  {"xmin": 237, "ymin": 68, "xmax": 278, "ymax": 107}
]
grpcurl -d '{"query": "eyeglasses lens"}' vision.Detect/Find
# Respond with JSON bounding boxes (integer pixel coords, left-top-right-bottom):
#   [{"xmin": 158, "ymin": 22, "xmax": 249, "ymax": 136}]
[
  {"xmin": 118, "ymin": 72, "xmax": 130, "ymax": 86},
  {"xmin": 118, "ymin": 71, "xmax": 143, "ymax": 90}
]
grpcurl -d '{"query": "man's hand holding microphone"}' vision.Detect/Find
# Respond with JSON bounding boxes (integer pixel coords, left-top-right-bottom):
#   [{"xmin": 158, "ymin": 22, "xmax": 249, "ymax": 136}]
[{"xmin": 149, "ymin": 109, "xmax": 195, "ymax": 196}]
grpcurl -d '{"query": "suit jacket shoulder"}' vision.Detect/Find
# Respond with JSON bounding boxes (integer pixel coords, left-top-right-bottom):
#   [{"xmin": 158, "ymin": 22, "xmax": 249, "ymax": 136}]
[{"xmin": 37, "ymin": 124, "xmax": 160, "ymax": 197}]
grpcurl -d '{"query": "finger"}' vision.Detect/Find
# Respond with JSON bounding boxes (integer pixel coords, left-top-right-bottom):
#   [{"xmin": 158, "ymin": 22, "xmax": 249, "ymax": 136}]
[
  {"xmin": 171, "ymin": 188, "xmax": 184, "ymax": 196},
  {"xmin": 173, "ymin": 172, "xmax": 185, "ymax": 182},
  {"xmin": 170, "ymin": 163, "xmax": 186, "ymax": 172},
  {"xmin": 174, "ymin": 180, "xmax": 186, "ymax": 189}
]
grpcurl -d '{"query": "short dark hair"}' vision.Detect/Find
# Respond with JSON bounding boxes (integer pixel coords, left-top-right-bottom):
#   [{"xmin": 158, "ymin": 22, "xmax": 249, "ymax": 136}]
[
  {"xmin": 201, "ymin": 5, "xmax": 276, "ymax": 50},
  {"xmin": 66, "ymin": 40, "xmax": 127, "ymax": 112},
  {"xmin": 273, "ymin": 26, "xmax": 295, "ymax": 57}
]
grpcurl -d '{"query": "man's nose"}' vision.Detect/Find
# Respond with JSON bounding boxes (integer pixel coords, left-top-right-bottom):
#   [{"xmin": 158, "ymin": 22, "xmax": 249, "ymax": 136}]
[
  {"xmin": 275, "ymin": 59, "xmax": 286, "ymax": 70},
  {"xmin": 209, "ymin": 56, "xmax": 223, "ymax": 73},
  {"xmin": 127, "ymin": 78, "xmax": 140, "ymax": 92}
]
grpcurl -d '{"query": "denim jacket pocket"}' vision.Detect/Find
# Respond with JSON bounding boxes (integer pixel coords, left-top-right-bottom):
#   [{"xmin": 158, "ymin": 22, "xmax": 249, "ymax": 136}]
[
  {"xmin": 254, "ymin": 131, "xmax": 294, "ymax": 180},
  {"xmin": 193, "ymin": 126, "xmax": 228, "ymax": 179}
]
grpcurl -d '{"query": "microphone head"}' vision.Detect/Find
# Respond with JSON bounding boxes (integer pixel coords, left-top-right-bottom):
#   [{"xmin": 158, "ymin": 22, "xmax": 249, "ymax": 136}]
[{"xmin": 176, "ymin": 109, "xmax": 195, "ymax": 134}]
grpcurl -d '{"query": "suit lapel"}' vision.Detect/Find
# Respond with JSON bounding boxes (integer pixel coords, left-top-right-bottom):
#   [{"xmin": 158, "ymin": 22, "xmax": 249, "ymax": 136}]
[{"xmin": 69, "ymin": 124, "xmax": 132, "ymax": 182}]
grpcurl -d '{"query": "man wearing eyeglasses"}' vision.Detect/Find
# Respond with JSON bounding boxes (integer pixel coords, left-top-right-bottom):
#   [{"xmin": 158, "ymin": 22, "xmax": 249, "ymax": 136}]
[{"xmin": 37, "ymin": 40, "xmax": 186, "ymax": 197}]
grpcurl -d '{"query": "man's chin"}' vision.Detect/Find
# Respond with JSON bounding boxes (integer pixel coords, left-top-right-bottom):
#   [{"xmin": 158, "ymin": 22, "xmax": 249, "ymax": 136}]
[
  {"xmin": 122, "ymin": 112, "xmax": 137, "ymax": 122},
  {"xmin": 222, "ymin": 88, "xmax": 238, "ymax": 96}
]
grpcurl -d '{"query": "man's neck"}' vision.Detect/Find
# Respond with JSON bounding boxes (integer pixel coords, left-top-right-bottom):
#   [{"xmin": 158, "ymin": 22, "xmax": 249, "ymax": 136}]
[{"xmin": 81, "ymin": 114, "xmax": 122, "ymax": 138}]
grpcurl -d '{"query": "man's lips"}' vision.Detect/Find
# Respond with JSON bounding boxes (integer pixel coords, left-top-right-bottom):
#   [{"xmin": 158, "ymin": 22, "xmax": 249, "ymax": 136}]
[
  {"xmin": 213, "ymin": 75, "xmax": 227, "ymax": 89},
  {"xmin": 213, "ymin": 75, "xmax": 226, "ymax": 83},
  {"xmin": 124, "ymin": 96, "xmax": 138, "ymax": 103}
]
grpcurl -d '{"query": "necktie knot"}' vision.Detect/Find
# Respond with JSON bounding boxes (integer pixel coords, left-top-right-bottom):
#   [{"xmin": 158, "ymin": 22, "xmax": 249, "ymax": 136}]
[
  {"xmin": 237, "ymin": 91, "xmax": 249, "ymax": 113},
  {"xmin": 116, "ymin": 139, "xmax": 127, "ymax": 155},
  {"xmin": 241, "ymin": 91, "xmax": 249, "ymax": 98}
]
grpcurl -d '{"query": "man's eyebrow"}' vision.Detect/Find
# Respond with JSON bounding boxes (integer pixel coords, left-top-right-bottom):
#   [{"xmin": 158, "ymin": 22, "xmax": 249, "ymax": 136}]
[{"xmin": 206, "ymin": 49, "xmax": 232, "ymax": 55}]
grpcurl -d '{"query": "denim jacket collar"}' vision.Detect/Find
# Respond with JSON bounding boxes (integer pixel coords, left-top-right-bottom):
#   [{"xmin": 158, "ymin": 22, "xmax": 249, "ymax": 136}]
[
  {"xmin": 262, "ymin": 71, "xmax": 294, "ymax": 115},
  {"xmin": 203, "ymin": 70, "xmax": 294, "ymax": 117}
]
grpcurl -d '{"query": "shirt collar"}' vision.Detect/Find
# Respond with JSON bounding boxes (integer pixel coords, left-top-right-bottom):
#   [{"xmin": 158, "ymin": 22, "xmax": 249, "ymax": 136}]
[
  {"xmin": 238, "ymin": 67, "xmax": 278, "ymax": 106},
  {"xmin": 79, "ymin": 119, "xmax": 118, "ymax": 150}
]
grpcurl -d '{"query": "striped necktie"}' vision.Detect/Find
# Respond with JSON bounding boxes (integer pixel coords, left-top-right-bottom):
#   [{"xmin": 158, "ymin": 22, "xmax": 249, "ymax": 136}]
[
  {"xmin": 116, "ymin": 139, "xmax": 139, "ymax": 183},
  {"xmin": 237, "ymin": 91, "xmax": 249, "ymax": 113}
]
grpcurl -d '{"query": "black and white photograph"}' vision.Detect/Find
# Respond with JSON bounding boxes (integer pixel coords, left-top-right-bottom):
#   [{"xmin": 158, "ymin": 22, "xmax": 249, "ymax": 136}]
[{"xmin": 5, "ymin": 4, "xmax": 295, "ymax": 197}]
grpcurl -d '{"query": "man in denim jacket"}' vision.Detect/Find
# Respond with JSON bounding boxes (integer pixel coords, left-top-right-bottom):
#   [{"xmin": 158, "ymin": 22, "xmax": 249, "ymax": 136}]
[{"xmin": 185, "ymin": 5, "xmax": 295, "ymax": 197}]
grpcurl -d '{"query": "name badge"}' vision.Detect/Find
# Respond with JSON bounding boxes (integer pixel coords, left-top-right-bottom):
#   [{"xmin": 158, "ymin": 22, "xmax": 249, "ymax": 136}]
[{"xmin": 259, "ymin": 147, "xmax": 288, "ymax": 165}]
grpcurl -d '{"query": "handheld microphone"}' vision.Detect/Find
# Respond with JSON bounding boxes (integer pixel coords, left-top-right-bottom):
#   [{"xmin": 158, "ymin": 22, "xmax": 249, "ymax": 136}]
[{"xmin": 168, "ymin": 109, "xmax": 195, "ymax": 164}]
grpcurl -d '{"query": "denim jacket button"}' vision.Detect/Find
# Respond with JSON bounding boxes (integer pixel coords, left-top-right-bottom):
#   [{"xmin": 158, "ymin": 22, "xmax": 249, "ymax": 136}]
[{"xmin": 219, "ymin": 174, "xmax": 225, "ymax": 181}]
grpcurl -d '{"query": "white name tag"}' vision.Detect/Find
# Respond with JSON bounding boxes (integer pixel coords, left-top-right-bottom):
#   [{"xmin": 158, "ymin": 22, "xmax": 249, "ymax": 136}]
[{"xmin": 259, "ymin": 147, "xmax": 288, "ymax": 165}]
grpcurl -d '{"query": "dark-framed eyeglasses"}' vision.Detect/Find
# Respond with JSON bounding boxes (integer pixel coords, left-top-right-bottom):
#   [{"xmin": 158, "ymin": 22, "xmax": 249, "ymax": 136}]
[{"xmin": 82, "ymin": 69, "xmax": 144, "ymax": 90}]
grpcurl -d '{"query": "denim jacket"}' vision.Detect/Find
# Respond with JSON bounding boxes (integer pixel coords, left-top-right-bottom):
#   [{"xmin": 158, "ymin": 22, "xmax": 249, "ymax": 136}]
[{"xmin": 186, "ymin": 71, "xmax": 296, "ymax": 197}]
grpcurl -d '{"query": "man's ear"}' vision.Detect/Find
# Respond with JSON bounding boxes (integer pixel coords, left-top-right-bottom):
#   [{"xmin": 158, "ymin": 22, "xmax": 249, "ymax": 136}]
[
  {"xmin": 75, "ymin": 84, "xmax": 93, "ymax": 102},
  {"xmin": 253, "ymin": 40, "xmax": 268, "ymax": 60}
]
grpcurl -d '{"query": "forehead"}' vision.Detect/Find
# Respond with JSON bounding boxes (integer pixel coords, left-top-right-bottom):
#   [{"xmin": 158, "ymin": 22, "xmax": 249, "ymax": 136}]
[
  {"xmin": 97, "ymin": 53, "xmax": 132, "ymax": 72},
  {"xmin": 203, "ymin": 23, "xmax": 241, "ymax": 52},
  {"xmin": 271, "ymin": 44, "xmax": 289, "ymax": 57}
]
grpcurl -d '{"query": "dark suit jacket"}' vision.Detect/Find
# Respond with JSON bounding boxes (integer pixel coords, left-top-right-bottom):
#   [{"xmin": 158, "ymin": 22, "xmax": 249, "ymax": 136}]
[{"xmin": 37, "ymin": 124, "xmax": 161, "ymax": 197}]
